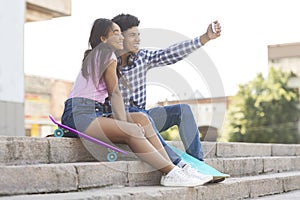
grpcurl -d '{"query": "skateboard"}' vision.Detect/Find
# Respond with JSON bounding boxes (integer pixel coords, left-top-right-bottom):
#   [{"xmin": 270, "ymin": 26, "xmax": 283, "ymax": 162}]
[
  {"xmin": 169, "ymin": 144, "xmax": 229, "ymax": 183},
  {"xmin": 49, "ymin": 115, "xmax": 128, "ymax": 162}
]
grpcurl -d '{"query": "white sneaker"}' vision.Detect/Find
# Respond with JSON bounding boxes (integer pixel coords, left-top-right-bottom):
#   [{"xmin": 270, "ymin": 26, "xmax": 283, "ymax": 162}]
[
  {"xmin": 182, "ymin": 164, "xmax": 213, "ymax": 185},
  {"xmin": 160, "ymin": 166, "xmax": 203, "ymax": 187}
]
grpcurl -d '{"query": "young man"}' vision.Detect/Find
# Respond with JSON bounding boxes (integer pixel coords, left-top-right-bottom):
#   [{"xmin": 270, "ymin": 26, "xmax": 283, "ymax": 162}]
[{"xmin": 112, "ymin": 14, "xmax": 221, "ymax": 167}]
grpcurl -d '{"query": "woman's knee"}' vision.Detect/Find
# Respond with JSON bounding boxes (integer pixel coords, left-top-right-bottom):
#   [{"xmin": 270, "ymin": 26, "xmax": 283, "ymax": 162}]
[
  {"xmin": 128, "ymin": 112, "xmax": 151, "ymax": 126},
  {"xmin": 124, "ymin": 124, "xmax": 147, "ymax": 143}
]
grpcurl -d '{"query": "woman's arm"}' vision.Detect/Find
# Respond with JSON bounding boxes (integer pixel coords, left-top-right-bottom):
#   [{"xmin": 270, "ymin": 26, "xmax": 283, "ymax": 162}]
[{"xmin": 103, "ymin": 60, "xmax": 127, "ymax": 121}]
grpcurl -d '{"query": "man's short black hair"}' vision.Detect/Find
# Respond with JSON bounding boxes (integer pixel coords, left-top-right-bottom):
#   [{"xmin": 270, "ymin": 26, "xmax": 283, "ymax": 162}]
[{"xmin": 112, "ymin": 14, "xmax": 140, "ymax": 32}]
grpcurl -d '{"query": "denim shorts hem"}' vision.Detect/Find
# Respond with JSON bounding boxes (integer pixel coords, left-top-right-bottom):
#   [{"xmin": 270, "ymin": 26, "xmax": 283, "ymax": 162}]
[{"xmin": 61, "ymin": 97, "xmax": 111, "ymax": 133}]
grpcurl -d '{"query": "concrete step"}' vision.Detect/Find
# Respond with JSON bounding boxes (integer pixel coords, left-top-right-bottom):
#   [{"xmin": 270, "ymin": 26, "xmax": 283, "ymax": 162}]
[
  {"xmin": 0, "ymin": 161, "xmax": 161, "ymax": 196},
  {"xmin": 251, "ymin": 189, "xmax": 300, "ymax": 199},
  {"xmin": 1, "ymin": 155, "xmax": 300, "ymax": 196},
  {"xmin": 1, "ymin": 171, "xmax": 300, "ymax": 200},
  {"xmin": 1, "ymin": 136, "xmax": 300, "ymax": 165},
  {"xmin": 1, "ymin": 136, "xmax": 300, "ymax": 199},
  {"xmin": 207, "ymin": 156, "xmax": 300, "ymax": 177}
]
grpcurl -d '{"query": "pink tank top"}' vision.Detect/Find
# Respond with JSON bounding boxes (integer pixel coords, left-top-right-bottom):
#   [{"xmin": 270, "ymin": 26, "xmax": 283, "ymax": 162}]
[{"xmin": 69, "ymin": 53, "xmax": 117, "ymax": 103}]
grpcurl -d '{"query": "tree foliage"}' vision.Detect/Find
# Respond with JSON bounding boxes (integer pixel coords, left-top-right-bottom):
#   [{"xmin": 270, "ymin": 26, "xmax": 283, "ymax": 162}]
[{"xmin": 224, "ymin": 67, "xmax": 300, "ymax": 144}]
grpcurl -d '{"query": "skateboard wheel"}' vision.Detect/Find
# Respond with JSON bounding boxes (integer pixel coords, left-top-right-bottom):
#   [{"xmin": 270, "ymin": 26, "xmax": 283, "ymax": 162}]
[
  {"xmin": 54, "ymin": 128, "xmax": 64, "ymax": 138},
  {"xmin": 107, "ymin": 152, "xmax": 117, "ymax": 162}
]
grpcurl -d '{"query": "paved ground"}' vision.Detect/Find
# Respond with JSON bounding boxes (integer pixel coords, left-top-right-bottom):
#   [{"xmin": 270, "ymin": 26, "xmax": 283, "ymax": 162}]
[{"xmin": 252, "ymin": 190, "xmax": 300, "ymax": 199}]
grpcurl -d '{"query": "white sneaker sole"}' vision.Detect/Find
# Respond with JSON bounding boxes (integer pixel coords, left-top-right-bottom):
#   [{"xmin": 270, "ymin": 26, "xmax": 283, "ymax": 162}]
[
  {"xmin": 197, "ymin": 175, "xmax": 213, "ymax": 185},
  {"xmin": 161, "ymin": 179, "xmax": 205, "ymax": 187}
]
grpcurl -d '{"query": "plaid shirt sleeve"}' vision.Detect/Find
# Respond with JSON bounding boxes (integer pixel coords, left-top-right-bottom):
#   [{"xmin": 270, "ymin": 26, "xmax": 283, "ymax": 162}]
[
  {"xmin": 142, "ymin": 36, "xmax": 202, "ymax": 70},
  {"xmin": 119, "ymin": 36, "xmax": 202, "ymax": 109}
]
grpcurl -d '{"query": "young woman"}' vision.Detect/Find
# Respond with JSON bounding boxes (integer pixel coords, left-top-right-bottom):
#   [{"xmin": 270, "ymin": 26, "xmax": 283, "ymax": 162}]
[{"xmin": 61, "ymin": 18, "xmax": 204, "ymax": 187}]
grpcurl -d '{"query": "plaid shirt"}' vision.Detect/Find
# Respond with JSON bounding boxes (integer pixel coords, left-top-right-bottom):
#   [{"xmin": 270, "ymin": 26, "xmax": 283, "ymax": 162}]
[{"xmin": 118, "ymin": 36, "xmax": 202, "ymax": 109}]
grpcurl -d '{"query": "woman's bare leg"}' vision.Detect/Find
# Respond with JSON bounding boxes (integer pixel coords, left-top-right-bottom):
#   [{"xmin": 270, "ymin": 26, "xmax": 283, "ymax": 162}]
[
  {"xmin": 84, "ymin": 116, "xmax": 174, "ymax": 174},
  {"xmin": 126, "ymin": 112, "xmax": 171, "ymax": 162}
]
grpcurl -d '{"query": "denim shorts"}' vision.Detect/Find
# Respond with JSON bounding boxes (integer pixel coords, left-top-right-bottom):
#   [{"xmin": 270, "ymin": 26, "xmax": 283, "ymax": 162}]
[{"xmin": 61, "ymin": 97, "xmax": 112, "ymax": 136}]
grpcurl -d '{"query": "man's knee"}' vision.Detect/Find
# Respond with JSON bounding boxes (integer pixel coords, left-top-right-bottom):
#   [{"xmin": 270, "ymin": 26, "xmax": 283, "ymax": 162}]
[{"xmin": 179, "ymin": 104, "xmax": 192, "ymax": 115}]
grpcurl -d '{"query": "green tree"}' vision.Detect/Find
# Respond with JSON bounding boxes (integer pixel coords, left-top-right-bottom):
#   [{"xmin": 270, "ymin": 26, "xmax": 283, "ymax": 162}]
[{"xmin": 224, "ymin": 67, "xmax": 300, "ymax": 144}]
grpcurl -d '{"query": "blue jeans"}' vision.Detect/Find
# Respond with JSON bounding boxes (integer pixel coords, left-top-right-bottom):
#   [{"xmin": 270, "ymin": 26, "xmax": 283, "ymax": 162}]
[{"xmin": 128, "ymin": 104, "xmax": 204, "ymax": 163}]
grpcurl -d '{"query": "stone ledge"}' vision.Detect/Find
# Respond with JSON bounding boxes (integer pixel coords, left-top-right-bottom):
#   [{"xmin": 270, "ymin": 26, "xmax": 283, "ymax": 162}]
[
  {"xmin": 207, "ymin": 156, "xmax": 300, "ymax": 177},
  {"xmin": 0, "ymin": 164, "xmax": 77, "ymax": 195},
  {"xmin": 0, "ymin": 161, "xmax": 161, "ymax": 196},
  {"xmin": 1, "ymin": 136, "xmax": 300, "ymax": 165},
  {"xmin": 1, "ymin": 156, "xmax": 300, "ymax": 196},
  {"xmin": 1, "ymin": 171, "xmax": 300, "ymax": 200},
  {"xmin": 216, "ymin": 142, "xmax": 272, "ymax": 158},
  {"xmin": 0, "ymin": 136, "xmax": 49, "ymax": 165}
]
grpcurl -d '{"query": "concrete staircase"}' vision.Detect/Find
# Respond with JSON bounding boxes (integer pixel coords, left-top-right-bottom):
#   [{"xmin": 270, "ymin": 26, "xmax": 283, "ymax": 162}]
[{"xmin": 1, "ymin": 136, "xmax": 300, "ymax": 199}]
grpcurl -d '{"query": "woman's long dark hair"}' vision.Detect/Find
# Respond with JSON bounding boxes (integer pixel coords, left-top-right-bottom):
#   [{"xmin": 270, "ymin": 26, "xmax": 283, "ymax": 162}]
[{"xmin": 81, "ymin": 18, "xmax": 114, "ymax": 87}]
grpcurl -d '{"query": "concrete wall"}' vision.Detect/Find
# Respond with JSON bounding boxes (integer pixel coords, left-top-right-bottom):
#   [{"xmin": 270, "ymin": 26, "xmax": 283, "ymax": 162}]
[{"xmin": 0, "ymin": 0, "xmax": 25, "ymax": 136}]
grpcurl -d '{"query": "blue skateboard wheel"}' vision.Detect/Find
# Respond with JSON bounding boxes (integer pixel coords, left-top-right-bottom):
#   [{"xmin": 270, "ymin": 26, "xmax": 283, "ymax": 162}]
[
  {"xmin": 107, "ymin": 152, "xmax": 117, "ymax": 162},
  {"xmin": 54, "ymin": 128, "xmax": 64, "ymax": 138}
]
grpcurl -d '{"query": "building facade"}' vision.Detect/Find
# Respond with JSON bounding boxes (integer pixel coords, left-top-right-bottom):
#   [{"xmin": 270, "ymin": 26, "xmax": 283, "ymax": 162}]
[
  {"xmin": 0, "ymin": 0, "xmax": 71, "ymax": 136},
  {"xmin": 268, "ymin": 42, "xmax": 300, "ymax": 93},
  {"xmin": 157, "ymin": 96, "xmax": 230, "ymax": 141},
  {"xmin": 268, "ymin": 42, "xmax": 300, "ymax": 131},
  {"xmin": 25, "ymin": 75, "xmax": 72, "ymax": 137},
  {"xmin": 268, "ymin": 42, "xmax": 300, "ymax": 75}
]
